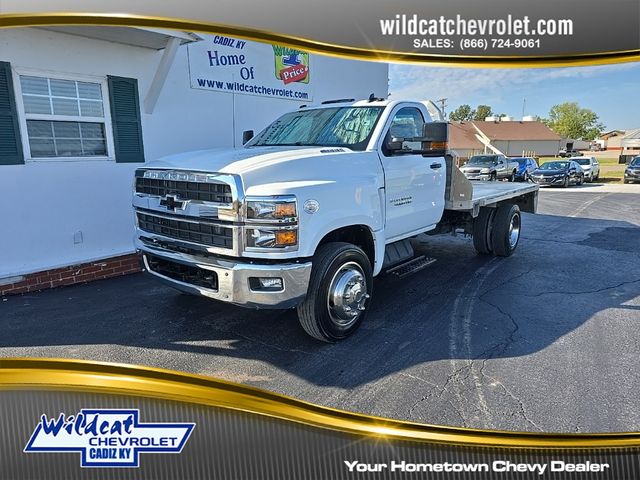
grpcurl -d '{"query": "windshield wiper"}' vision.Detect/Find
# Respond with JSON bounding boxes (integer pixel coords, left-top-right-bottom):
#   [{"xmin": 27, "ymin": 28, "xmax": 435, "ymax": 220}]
[{"xmin": 251, "ymin": 142, "xmax": 318, "ymax": 147}]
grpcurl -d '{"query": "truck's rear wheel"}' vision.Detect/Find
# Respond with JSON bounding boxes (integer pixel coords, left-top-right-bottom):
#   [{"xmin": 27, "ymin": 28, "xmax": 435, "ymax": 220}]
[
  {"xmin": 491, "ymin": 204, "xmax": 521, "ymax": 257},
  {"xmin": 472, "ymin": 207, "xmax": 495, "ymax": 255},
  {"xmin": 297, "ymin": 242, "xmax": 373, "ymax": 342}
]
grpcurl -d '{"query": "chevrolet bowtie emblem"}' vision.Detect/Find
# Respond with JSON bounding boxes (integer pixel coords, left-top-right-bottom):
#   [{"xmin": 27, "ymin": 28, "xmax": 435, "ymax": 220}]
[{"xmin": 160, "ymin": 195, "xmax": 184, "ymax": 211}]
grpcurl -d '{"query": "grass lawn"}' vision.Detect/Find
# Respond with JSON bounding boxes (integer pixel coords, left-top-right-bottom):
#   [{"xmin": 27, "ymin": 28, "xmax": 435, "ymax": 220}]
[
  {"xmin": 596, "ymin": 158, "xmax": 627, "ymax": 183},
  {"xmin": 594, "ymin": 157, "xmax": 621, "ymax": 165},
  {"xmin": 599, "ymin": 165, "xmax": 625, "ymax": 183}
]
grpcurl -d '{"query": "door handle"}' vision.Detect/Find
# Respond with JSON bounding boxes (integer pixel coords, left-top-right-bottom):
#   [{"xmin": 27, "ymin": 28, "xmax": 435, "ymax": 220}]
[{"xmin": 430, "ymin": 162, "xmax": 442, "ymax": 169}]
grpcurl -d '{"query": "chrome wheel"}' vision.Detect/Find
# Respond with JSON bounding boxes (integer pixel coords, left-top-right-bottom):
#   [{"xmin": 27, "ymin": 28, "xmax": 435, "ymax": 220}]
[
  {"xmin": 327, "ymin": 261, "xmax": 369, "ymax": 327},
  {"xmin": 509, "ymin": 212, "xmax": 521, "ymax": 248}
]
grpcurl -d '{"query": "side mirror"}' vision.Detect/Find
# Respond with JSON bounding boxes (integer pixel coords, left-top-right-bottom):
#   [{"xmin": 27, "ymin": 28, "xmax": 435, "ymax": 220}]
[
  {"xmin": 386, "ymin": 136, "xmax": 405, "ymax": 152},
  {"xmin": 242, "ymin": 130, "xmax": 254, "ymax": 145},
  {"xmin": 421, "ymin": 122, "xmax": 448, "ymax": 157}
]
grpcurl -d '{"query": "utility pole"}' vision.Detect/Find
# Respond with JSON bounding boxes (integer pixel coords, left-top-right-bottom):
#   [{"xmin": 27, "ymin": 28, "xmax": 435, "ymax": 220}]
[{"xmin": 436, "ymin": 98, "xmax": 448, "ymax": 120}]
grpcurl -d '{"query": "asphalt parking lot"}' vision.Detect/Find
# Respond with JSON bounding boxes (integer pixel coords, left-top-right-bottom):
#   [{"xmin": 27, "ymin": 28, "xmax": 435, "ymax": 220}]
[{"xmin": 2, "ymin": 183, "xmax": 639, "ymax": 433}]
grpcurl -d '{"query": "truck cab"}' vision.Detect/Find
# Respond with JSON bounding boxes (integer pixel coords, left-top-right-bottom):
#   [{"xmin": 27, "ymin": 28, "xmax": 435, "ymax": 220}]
[{"xmin": 133, "ymin": 98, "xmax": 538, "ymax": 342}]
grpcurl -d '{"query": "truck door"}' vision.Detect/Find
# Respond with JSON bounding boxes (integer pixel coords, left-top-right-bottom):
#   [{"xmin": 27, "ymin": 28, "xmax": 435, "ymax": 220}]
[{"xmin": 378, "ymin": 106, "xmax": 446, "ymax": 241}]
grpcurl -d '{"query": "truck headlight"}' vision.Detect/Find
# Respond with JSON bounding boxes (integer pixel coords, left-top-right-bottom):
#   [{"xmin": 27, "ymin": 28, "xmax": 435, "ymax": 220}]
[
  {"xmin": 246, "ymin": 227, "xmax": 298, "ymax": 248},
  {"xmin": 246, "ymin": 196, "xmax": 297, "ymax": 221}
]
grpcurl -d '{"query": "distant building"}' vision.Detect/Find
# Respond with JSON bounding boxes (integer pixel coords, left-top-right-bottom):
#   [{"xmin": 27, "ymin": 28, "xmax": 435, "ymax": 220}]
[
  {"xmin": 601, "ymin": 129, "xmax": 640, "ymax": 152},
  {"xmin": 449, "ymin": 120, "xmax": 563, "ymax": 158},
  {"xmin": 600, "ymin": 130, "xmax": 626, "ymax": 150}
]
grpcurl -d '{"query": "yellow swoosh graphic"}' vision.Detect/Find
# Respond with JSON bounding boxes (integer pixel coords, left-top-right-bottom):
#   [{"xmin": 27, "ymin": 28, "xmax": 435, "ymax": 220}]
[
  {"xmin": 1, "ymin": 357, "xmax": 639, "ymax": 449},
  {"xmin": 0, "ymin": 12, "xmax": 639, "ymax": 67}
]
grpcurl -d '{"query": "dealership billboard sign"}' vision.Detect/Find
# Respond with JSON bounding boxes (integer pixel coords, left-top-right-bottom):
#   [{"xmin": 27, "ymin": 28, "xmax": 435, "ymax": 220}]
[{"xmin": 188, "ymin": 34, "xmax": 312, "ymax": 101}]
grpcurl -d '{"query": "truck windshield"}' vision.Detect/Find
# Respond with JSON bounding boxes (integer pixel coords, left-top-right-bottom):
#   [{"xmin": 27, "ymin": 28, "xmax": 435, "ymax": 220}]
[
  {"xmin": 247, "ymin": 107, "xmax": 384, "ymax": 150},
  {"xmin": 468, "ymin": 155, "xmax": 497, "ymax": 164}
]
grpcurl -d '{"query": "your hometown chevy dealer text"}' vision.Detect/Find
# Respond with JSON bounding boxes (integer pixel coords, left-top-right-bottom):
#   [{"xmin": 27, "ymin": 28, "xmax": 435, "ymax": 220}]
[{"xmin": 344, "ymin": 460, "xmax": 610, "ymax": 475}]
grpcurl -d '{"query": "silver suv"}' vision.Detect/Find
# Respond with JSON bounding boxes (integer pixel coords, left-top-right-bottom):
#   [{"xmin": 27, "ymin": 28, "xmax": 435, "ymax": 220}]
[{"xmin": 570, "ymin": 156, "xmax": 600, "ymax": 182}]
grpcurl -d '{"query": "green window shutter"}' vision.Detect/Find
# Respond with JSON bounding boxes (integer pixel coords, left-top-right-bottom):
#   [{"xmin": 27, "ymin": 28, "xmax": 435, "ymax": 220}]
[
  {"xmin": 107, "ymin": 76, "xmax": 145, "ymax": 163},
  {"xmin": 0, "ymin": 61, "xmax": 24, "ymax": 165}
]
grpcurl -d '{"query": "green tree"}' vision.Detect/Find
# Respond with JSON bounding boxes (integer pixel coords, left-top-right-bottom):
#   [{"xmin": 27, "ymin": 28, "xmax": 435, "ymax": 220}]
[
  {"xmin": 543, "ymin": 102, "xmax": 605, "ymax": 140},
  {"xmin": 449, "ymin": 104, "xmax": 474, "ymax": 121},
  {"xmin": 473, "ymin": 105, "xmax": 493, "ymax": 121}
]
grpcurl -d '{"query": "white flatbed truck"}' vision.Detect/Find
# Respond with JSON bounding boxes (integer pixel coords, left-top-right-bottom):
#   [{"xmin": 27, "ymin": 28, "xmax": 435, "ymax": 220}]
[{"xmin": 133, "ymin": 98, "xmax": 539, "ymax": 341}]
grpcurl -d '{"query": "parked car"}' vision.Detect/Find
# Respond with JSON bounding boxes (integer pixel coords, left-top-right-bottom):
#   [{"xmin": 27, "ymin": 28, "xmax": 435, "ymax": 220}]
[
  {"xmin": 459, "ymin": 154, "xmax": 519, "ymax": 181},
  {"xmin": 571, "ymin": 156, "xmax": 600, "ymax": 182},
  {"xmin": 511, "ymin": 157, "xmax": 538, "ymax": 182},
  {"xmin": 558, "ymin": 148, "xmax": 583, "ymax": 158},
  {"xmin": 624, "ymin": 156, "xmax": 640, "ymax": 184},
  {"xmin": 531, "ymin": 160, "xmax": 585, "ymax": 187}
]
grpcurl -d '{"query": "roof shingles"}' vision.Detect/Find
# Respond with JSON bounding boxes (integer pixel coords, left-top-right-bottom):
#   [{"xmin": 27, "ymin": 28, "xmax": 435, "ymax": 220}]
[{"xmin": 470, "ymin": 121, "xmax": 562, "ymax": 141}]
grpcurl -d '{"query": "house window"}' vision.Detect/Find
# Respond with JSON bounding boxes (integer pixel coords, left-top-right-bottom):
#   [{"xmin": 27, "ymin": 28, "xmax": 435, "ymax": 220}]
[{"xmin": 19, "ymin": 75, "xmax": 110, "ymax": 159}]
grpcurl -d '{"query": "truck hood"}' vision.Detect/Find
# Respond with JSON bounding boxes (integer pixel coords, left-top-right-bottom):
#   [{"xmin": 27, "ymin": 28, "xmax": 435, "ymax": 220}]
[{"xmin": 145, "ymin": 146, "xmax": 353, "ymax": 176}]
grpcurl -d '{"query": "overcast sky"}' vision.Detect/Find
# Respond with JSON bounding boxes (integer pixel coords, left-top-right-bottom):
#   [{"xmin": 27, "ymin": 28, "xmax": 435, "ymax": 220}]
[{"xmin": 388, "ymin": 62, "xmax": 640, "ymax": 131}]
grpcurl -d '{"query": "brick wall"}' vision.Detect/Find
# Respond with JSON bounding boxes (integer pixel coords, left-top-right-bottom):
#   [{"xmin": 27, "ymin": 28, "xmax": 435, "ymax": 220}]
[{"xmin": 0, "ymin": 254, "xmax": 142, "ymax": 296}]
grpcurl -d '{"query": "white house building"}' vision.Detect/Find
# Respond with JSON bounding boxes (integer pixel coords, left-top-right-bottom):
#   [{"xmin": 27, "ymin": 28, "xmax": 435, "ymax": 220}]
[{"xmin": 0, "ymin": 26, "xmax": 389, "ymax": 294}]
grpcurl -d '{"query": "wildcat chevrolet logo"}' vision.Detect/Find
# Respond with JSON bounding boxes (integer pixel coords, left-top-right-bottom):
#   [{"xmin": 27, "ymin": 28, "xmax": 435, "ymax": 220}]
[
  {"xmin": 272, "ymin": 45, "xmax": 310, "ymax": 84},
  {"xmin": 24, "ymin": 409, "xmax": 195, "ymax": 468}
]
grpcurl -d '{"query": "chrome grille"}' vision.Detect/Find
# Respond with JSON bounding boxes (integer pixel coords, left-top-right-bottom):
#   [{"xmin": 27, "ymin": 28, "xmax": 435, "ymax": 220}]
[
  {"xmin": 137, "ymin": 212, "xmax": 233, "ymax": 249},
  {"xmin": 135, "ymin": 177, "xmax": 232, "ymax": 204}
]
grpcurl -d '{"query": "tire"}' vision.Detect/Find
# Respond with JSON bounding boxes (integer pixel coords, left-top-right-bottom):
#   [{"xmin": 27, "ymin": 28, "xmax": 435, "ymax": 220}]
[
  {"xmin": 472, "ymin": 207, "xmax": 495, "ymax": 255},
  {"xmin": 578, "ymin": 175, "xmax": 584, "ymax": 186},
  {"xmin": 297, "ymin": 242, "xmax": 373, "ymax": 342},
  {"xmin": 491, "ymin": 204, "xmax": 521, "ymax": 257},
  {"xmin": 508, "ymin": 171, "xmax": 516, "ymax": 182},
  {"xmin": 563, "ymin": 176, "xmax": 570, "ymax": 188},
  {"xmin": 624, "ymin": 179, "xmax": 629, "ymax": 184},
  {"xmin": 490, "ymin": 172, "xmax": 497, "ymax": 182}
]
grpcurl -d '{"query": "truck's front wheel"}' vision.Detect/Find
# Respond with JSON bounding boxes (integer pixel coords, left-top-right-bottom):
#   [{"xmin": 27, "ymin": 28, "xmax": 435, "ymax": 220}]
[{"xmin": 297, "ymin": 242, "xmax": 373, "ymax": 342}]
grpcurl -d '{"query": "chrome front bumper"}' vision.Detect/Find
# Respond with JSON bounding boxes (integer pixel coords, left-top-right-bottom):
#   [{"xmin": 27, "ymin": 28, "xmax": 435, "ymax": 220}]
[{"xmin": 137, "ymin": 239, "xmax": 312, "ymax": 309}]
